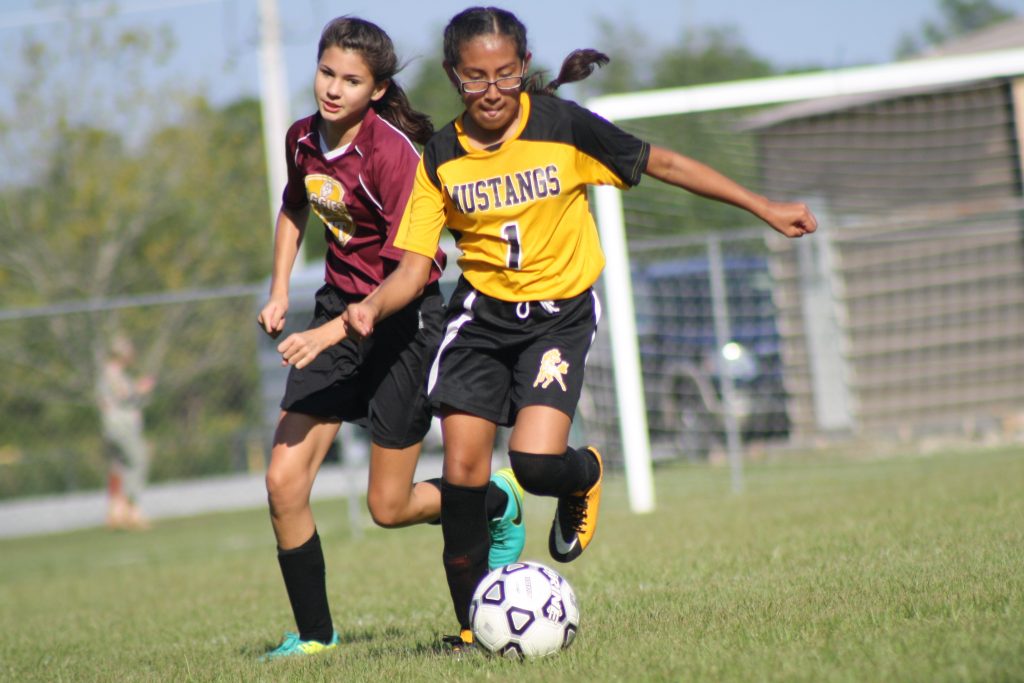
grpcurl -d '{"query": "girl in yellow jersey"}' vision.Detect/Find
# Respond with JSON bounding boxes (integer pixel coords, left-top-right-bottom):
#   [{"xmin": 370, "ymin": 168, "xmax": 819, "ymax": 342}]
[{"xmin": 344, "ymin": 6, "xmax": 817, "ymax": 648}]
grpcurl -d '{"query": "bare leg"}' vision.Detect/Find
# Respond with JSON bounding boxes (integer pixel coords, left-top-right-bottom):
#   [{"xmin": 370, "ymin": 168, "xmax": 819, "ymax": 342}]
[
  {"xmin": 119, "ymin": 428, "xmax": 152, "ymax": 530},
  {"xmin": 441, "ymin": 411, "xmax": 498, "ymax": 486},
  {"xmin": 266, "ymin": 411, "xmax": 340, "ymax": 549},
  {"xmin": 366, "ymin": 441, "xmax": 440, "ymax": 527},
  {"xmin": 105, "ymin": 467, "xmax": 130, "ymax": 529},
  {"xmin": 508, "ymin": 405, "xmax": 572, "ymax": 454}
]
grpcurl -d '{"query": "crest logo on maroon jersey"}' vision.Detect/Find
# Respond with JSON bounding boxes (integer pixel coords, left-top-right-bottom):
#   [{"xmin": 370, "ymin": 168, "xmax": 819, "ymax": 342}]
[{"xmin": 306, "ymin": 174, "xmax": 357, "ymax": 246}]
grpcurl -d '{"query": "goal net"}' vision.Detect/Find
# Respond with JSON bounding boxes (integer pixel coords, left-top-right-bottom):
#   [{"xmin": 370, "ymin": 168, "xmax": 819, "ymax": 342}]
[{"xmin": 582, "ymin": 47, "xmax": 1024, "ymax": 511}]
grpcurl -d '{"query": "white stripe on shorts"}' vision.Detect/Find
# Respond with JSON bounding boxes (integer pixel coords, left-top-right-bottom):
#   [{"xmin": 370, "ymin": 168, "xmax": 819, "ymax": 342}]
[
  {"xmin": 585, "ymin": 289, "xmax": 602, "ymax": 365},
  {"xmin": 428, "ymin": 290, "xmax": 477, "ymax": 395}
]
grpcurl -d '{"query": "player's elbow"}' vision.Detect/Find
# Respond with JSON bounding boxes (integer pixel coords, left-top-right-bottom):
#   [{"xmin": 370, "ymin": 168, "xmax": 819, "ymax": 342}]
[{"xmin": 644, "ymin": 145, "xmax": 682, "ymax": 184}]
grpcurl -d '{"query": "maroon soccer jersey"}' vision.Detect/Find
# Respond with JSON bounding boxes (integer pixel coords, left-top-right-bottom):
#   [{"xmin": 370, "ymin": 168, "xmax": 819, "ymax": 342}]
[{"xmin": 282, "ymin": 107, "xmax": 445, "ymax": 296}]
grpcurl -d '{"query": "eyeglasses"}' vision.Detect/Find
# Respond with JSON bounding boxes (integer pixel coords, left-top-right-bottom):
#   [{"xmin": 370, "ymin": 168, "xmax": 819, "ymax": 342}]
[{"xmin": 454, "ymin": 68, "xmax": 526, "ymax": 94}]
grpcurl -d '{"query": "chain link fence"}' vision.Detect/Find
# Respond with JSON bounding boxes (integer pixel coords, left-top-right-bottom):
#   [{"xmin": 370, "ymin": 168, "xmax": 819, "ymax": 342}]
[
  {"xmin": 6, "ymin": 216, "xmax": 1024, "ymax": 500},
  {"xmin": 0, "ymin": 285, "xmax": 265, "ymax": 500},
  {"xmin": 579, "ymin": 229, "xmax": 787, "ymax": 468}
]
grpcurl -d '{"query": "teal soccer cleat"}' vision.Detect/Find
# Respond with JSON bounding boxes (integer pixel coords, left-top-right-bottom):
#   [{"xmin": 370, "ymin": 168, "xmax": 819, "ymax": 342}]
[
  {"xmin": 488, "ymin": 468, "xmax": 526, "ymax": 569},
  {"xmin": 260, "ymin": 630, "xmax": 339, "ymax": 661}
]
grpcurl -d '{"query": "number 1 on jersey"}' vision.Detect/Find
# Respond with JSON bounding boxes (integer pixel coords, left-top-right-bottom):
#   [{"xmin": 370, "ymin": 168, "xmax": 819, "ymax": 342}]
[{"xmin": 502, "ymin": 222, "xmax": 522, "ymax": 270}]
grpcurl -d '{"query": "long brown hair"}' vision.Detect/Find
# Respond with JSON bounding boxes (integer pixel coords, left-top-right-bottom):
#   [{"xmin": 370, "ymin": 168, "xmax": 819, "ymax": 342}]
[
  {"xmin": 442, "ymin": 7, "xmax": 608, "ymax": 96},
  {"xmin": 318, "ymin": 17, "xmax": 433, "ymax": 144}
]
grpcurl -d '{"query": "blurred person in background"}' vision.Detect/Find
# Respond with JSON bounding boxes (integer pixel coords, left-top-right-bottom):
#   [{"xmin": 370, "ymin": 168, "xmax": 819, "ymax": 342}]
[{"xmin": 97, "ymin": 334, "xmax": 155, "ymax": 531}]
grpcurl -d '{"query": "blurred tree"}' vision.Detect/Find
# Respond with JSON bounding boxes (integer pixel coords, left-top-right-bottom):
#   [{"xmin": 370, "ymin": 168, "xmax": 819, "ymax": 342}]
[
  {"xmin": 405, "ymin": 45, "xmax": 464, "ymax": 132},
  {"xmin": 584, "ymin": 23, "xmax": 773, "ymax": 94},
  {"xmin": 582, "ymin": 22, "xmax": 780, "ymax": 239},
  {"xmin": 895, "ymin": 0, "xmax": 1016, "ymax": 58},
  {"xmin": 567, "ymin": 18, "xmax": 651, "ymax": 102},
  {"xmin": 651, "ymin": 26, "xmax": 774, "ymax": 88},
  {"xmin": 0, "ymin": 14, "xmax": 267, "ymax": 496}
]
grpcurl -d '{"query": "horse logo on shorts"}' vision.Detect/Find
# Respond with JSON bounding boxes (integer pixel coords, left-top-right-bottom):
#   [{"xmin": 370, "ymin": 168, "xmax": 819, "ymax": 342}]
[{"xmin": 533, "ymin": 349, "xmax": 569, "ymax": 391}]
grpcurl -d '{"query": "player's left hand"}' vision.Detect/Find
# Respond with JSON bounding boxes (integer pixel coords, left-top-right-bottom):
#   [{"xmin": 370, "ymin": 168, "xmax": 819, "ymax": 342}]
[
  {"xmin": 277, "ymin": 326, "xmax": 339, "ymax": 370},
  {"xmin": 764, "ymin": 201, "xmax": 817, "ymax": 238}
]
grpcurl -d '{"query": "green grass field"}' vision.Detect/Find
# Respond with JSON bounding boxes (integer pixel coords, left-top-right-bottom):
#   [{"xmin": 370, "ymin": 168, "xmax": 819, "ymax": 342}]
[{"xmin": 2, "ymin": 447, "xmax": 1022, "ymax": 682}]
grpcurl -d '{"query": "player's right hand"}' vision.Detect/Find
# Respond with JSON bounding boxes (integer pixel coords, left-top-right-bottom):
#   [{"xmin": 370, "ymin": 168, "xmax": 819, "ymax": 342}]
[
  {"xmin": 341, "ymin": 303, "xmax": 375, "ymax": 341},
  {"xmin": 257, "ymin": 298, "xmax": 288, "ymax": 339},
  {"xmin": 764, "ymin": 201, "xmax": 817, "ymax": 238}
]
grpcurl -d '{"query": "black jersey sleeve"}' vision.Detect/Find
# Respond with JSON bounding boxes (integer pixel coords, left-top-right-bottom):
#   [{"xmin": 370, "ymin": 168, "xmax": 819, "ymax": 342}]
[{"xmin": 564, "ymin": 99, "xmax": 650, "ymax": 187}]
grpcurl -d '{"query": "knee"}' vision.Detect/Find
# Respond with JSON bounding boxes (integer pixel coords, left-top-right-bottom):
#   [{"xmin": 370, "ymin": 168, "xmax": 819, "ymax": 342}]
[
  {"xmin": 443, "ymin": 449, "xmax": 492, "ymax": 486},
  {"xmin": 265, "ymin": 464, "xmax": 308, "ymax": 515},
  {"xmin": 365, "ymin": 491, "xmax": 403, "ymax": 529}
]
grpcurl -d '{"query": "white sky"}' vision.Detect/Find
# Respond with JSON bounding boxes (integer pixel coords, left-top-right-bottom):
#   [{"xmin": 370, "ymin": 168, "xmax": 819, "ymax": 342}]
[{"xmin": 3, "ymin": 0, "xmax": 1024, "ymax": 110}]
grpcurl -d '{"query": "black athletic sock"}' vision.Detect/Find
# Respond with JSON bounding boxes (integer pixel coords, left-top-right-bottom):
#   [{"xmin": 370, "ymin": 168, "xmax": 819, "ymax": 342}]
[
  {"xmin": 509, "ymin": 447, "xmax": 599, "ymax": 497},
  {"xmin": 277, "ymin": 530, "xmax": 334, "ymax": 644},
  {"xmin": 440, "ymin": 480, "xmax": 490, "ymax": 630},
  {"xmin": 428, "ymin": 477, "xmax": 505, "ymax": 520},
  {"xmin": 485, "ymin": 481, "xmax": 509, "ymax": 520}
]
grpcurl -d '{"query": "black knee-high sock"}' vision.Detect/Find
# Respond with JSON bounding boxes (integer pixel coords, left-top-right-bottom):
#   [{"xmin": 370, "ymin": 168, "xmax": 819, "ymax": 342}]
[
  {"xmin": 508, "ymin": 447, "xmax": 599, "ymax": 497},
  {"xmin": 432, "ymin": 479, "xmax": 506, "ymax": 525},
  {"xmin": 277, "ymin": 530, "xmax": 334, "ymax": 643},
  {"xmin": 440, "ymin": 480, "xmax": 490, "ymax": 630},
  {"xmin": 485, "ymin": 481, "xmax": 509, "ymax": 520}
]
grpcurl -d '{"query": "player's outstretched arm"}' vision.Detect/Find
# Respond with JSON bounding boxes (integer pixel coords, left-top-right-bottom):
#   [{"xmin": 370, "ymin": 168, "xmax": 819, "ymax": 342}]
[
  {"xmin": 644, "ymin": 145, "xmax": 817, "ymax": 238},
  {"xmin": 344, "ymin": 251, "xmax": 434, "ymax": 340},
  {"xmin": 257, "ymin": 204, "xmax": 311, "ymax": 338}
]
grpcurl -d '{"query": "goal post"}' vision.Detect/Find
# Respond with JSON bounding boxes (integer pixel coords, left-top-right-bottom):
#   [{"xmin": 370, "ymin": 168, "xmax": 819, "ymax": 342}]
[
  {"xmin": 591, "ymin": 184, "xmax": 656, "ymax": 513},
  {"xmin": 586, "ymin": 46, "xmax": 1024, "ymax": 514}
]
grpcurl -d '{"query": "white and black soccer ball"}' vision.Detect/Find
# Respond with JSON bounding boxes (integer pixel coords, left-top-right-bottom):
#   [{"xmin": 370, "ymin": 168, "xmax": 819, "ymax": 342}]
[{"xmin": 469, "ymin": 561, "xmax": 580, "ymax": 660}]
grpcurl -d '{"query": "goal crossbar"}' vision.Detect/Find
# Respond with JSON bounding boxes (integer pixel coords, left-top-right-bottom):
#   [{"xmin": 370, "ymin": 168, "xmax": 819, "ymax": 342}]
[{"xmin": 589, "ymin": 46, "xmax": 1024, "ymax": 120}]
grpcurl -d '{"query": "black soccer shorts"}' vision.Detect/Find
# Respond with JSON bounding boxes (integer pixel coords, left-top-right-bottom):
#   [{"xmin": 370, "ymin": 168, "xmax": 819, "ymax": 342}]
[
  {"xmin": 281, "ymin": 282, "xmax": 444, "ymax": 449},
  {"xmin": 428, "ymin": 276, "xmax": 601, "ymax": 426}
]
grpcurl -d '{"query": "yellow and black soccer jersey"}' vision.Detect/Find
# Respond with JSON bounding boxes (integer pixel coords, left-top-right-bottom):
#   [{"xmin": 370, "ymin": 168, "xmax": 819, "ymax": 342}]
[{"xmin": 394, "ymin": 92, "xmax": 650, "ymax": 301}]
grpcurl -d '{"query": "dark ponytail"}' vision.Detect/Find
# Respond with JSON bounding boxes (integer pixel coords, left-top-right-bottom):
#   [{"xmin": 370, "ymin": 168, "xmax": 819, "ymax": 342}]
[
  {"xmin": 526, "ymin": 49, "xmax": 609, "ymax": 96},
  {"xmin": 318, "ymin": 16, "xmax": 433, "ymax": 145},
  {"xmin": 373, "ymin": 83, "xmax": 433, "ymax": 145},
  {"xmin": 444, "ymin": 7, "xmax": 608, "ymax": 97}
]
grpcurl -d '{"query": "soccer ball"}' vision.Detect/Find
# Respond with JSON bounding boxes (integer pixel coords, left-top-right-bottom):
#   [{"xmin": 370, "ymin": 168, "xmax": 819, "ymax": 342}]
[{"xmin": 469, "ymin": 561, "xmax": 579, "ymax": 660}]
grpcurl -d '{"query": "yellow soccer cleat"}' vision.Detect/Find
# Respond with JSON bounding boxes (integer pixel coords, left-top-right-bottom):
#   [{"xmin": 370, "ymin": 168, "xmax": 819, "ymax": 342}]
[
  {"xmin": 441, "ymin": 629, "xmax": 477, "ymax": 658},
  {"xmin": 548, "ymin": 446, "xmax": 603, "ymax": 563}
]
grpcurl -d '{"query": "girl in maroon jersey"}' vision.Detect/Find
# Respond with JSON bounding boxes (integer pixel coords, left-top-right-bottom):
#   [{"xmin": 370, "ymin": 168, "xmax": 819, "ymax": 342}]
[{"xmin": 255, "ymin": 16, "xmax": 524, "ymax": 660}]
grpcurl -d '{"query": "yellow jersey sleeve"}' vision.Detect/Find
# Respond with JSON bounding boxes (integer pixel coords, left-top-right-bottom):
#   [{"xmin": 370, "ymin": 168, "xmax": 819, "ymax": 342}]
[
  {"xmin": 393, "ymin": 158, "xmax": 447, "ymax": 260},
  {"xmin": 397, "ymin": 94, "xmax": 649, "ymax": 301}
]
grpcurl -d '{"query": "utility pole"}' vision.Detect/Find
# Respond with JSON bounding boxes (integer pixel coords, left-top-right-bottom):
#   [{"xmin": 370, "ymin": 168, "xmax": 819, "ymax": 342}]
[{"xmin": 258, "ymin": 0, "xmax": 290, "ymax": 230}]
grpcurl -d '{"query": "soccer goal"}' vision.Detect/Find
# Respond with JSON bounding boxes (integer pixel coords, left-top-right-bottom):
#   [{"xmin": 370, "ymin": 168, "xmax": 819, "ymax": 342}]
[{"xmin": 585, "ymin": 46, "xmax": 1024, "ymax": 513}]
